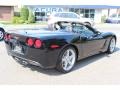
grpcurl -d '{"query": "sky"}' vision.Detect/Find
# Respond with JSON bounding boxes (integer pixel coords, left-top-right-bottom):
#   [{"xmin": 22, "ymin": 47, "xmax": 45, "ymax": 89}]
[{"xmin": 0, "ymin": 0, "xmax": 119, "ymax": 6}]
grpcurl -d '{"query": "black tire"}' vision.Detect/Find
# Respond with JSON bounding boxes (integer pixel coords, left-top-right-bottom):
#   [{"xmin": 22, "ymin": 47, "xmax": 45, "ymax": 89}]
[
  {"xmin": 56, "ymin": 46, "xmax": 77, "ymax": 73},
  {"xmin": 84, "ymin": 22, "xmax": 91, "ymax": 26},
  {"xmin": 0, "ymin": 28, "xmax": 5, "ymax": 41},
  {"xmin": 107, "ymin": 37, "xmax": 116, "ymax": 54}
]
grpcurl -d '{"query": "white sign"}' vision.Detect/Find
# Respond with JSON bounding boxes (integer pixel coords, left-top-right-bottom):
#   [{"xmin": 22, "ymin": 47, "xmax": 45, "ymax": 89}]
[{"xmin": 34, "ymin": 7, "xmax": 64, "ymax": 13}]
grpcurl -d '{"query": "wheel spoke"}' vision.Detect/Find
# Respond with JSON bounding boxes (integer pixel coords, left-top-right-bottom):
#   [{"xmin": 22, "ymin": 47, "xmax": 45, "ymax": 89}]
[
  {"xmin": 66, "ymin": 50, "xmax": 70, "ymax": 58},
  {"xmin": 0, "ymin": 31, "xmax": 3, "ymax": 39},
  {"xmin": 62, "ymin": 60, "xmax": 68, "ymax": 70},
  {"xmin": 110, "ymin": 38, "xmax": 115, "ymax": 52}
]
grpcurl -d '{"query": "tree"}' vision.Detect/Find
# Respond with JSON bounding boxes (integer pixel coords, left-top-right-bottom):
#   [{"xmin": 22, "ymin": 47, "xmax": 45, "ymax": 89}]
[{"xmin": 20, "ymin": 6, "xmax": 29, "ymax": 22}]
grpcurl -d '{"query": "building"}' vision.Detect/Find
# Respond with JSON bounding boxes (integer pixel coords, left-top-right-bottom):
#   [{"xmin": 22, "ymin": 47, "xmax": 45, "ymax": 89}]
[
  {"xmin": 25, "ymin": 5, "xmax": 120, "ymax": 23},
  {"xmin": 0, "ymin": 0, "xmax": 17, "ymax": 21},
  {"xmin": 0, "ymin": 5, "xmax": 14, "ymax": 21},
  {"xmin": 0, "ymin": 0, "xmax": 120, "ymax": 23}
]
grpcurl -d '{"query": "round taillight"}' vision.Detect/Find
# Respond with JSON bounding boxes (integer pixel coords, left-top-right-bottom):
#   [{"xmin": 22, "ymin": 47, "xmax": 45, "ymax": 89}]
[
  {"xmin": 4, "ymin": 34, "xmax": 11, "ymax": 41},
  {"xmin": 8, "ymin": 34, "xmax": 12, "ymax": 40},
  {"xmin": 4, "ymin": 34, "xmax": 8, "ymax": 40},
  {"xmin": 34, "ymin": 39, "xmax": 42, "ymax": 48},
  {"xmin": 26, "ymin": 38, "xmax": 34, "ymax": 46}
]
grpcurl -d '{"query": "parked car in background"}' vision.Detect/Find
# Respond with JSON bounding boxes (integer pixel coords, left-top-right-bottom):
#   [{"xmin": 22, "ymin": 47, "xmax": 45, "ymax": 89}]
[
  {"xmin": 4, "ymin": 21, "xmax": 116, "ymax": 73},
  {"xmin": 0, "ymin": 23, "xmax": 5, "ymax": 41},
  {"xmin": 105, "ymin": 14, "xmax": 120, "ymax": 23},
  {"xmin": 48, "ymin": 12, "xmax": 94, "ymax": 27}
]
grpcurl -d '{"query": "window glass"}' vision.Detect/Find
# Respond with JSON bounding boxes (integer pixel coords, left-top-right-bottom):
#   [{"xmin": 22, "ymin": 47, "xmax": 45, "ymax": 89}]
[
  {"xmin": 80, "ymin": 9, "xmax": 84, "ymax": 13},
  {"xmin": 35, "ymin": 12, "xmax": 46, "ymax": 21},
  {"xmin": 90, "ymin": 9, "xmax": 95, "ymax": 14},
  {"xmin": 72, "ymin": 23, "xmax": 95, "ymax": 37},
  {"xmin": 69, "ymin": 9, "xmax": 95, "ymax": 19},
  {"xmin": 41, "ymin": 12, "xmax": 45, "ymax": 16},
  {"xmin": 85, "ymin": 9, "xmax": 89, "ymax": 13},
  {"xmin": 80, "ymin": 9, "xmax": 95, "ymax": 19},
  {"xmin": 68, "ymin": 13, "xmax": 78, "ymax": 18},
  {"xmin": 85, "ymin": 13, "xmax": 89, "ymax": 18},
  {"xmin": 74, "ymin": 9, "xmax": 80, "ymax": 14},
  {"xmin": 69, "ymin": 8, "xmax": 74, "ymax": 12},
  {"xmin": 90, "ymin": 14, "xmax": 94, "ymax": 18}
]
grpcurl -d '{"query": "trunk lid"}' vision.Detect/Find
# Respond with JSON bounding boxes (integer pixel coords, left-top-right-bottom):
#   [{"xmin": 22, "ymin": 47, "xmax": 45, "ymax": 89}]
[{"xmin": 7, "ymin": 29, "xmax": 73, "ymax": 38}]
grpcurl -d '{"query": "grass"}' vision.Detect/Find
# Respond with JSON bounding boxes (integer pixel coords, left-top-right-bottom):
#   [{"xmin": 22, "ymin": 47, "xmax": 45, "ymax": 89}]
[
  {"xmin": 0, "ymin": 21, "xmax": 47, "ymax": 25},
  {"xmin": 0, "ymin": 21, "xmax": 11, "ymax": 24}
]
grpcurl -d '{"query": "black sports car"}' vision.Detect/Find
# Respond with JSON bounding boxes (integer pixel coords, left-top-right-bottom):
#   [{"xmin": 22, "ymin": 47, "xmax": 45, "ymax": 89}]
[{"xmin": 4, "ymin": 21, "xmax": 116, "ymax": 73}]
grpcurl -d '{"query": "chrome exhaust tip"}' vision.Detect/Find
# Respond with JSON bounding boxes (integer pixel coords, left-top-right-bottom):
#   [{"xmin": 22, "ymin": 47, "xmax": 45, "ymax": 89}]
[{"xmin": 21, "ymin": 60, "xmax": 29, "ymax": 65}]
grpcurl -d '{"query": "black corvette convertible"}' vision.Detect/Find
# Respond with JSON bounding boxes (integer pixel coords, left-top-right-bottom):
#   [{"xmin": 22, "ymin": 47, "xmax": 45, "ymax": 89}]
[{"xmin": 4, "ymin": 21, "xmax": 116, "ymax": 73}]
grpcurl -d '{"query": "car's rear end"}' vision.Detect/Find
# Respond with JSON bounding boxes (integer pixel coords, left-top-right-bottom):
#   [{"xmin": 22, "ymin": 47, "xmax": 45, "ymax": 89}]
[{"xmin": 4, "ymin": 31, "xmax": 64, "ymax": 69}]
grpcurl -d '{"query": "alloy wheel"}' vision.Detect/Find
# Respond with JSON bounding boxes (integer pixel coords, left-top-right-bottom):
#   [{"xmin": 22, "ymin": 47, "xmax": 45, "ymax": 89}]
[
  {"xmin": 0, "ymin": 30, "xmax": 4, "ymax": 40},
  {"xmin": 109, "ymin": 38, "xmax": 116, "ymax": 53},
  {"xmin": 61, "ymin": 48, "xmax": 76, "ymax": 71}
]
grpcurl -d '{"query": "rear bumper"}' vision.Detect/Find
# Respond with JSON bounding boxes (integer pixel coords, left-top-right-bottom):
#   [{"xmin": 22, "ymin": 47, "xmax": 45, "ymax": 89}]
[{"xmin": 5, "ymin": 42, "xmax": 61, "ymax": 69}]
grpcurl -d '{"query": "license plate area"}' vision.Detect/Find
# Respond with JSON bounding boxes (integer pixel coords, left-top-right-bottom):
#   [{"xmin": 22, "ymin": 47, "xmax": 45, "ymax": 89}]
[
  {"xmin": 13, "ymin": 45, "xmax": 23, "ymax": 53},
  {"xmin": 12, "ymin": 39, "xmax": 24, "ymax": 54}
]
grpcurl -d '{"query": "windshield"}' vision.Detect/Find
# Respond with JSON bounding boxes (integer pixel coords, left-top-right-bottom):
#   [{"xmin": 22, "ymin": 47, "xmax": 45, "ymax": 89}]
[{"xmin": 53, "ymin": 22, "xmax": 73, "ymax": 31}]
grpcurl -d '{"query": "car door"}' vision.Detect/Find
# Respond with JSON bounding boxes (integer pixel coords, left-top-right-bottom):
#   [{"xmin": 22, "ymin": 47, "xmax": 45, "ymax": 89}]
[{"xmin": 72, "ymin": 23, "xmax": 106, "ymax": 58}]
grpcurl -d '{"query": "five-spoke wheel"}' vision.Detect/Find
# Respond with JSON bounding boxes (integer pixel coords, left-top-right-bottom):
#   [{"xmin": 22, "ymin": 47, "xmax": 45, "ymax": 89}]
[
  {"xmin": 0, "ymin": 28, "xmax": 5, "ymax": 41},
  {"xmin": 107, "ymin": 37, "xmax": 116, "ymax": 53},
  {"xmin": 56, "ymin": 47, "xmax": 77, "ymax": 73}
]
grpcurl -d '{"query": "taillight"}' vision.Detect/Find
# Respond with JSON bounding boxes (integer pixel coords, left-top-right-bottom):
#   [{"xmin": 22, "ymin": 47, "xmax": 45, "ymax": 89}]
[
  {"xmin": 50, "ymin": 45, "xmax": 59, "ymax": 49},
  {"xmin": 8, "ymin": 34, "xmax": 12, "ymax": 40},
  {"xmin": 4, "ymin": 33, "xmax": 12, "ymax": 41},
  {"xmin": 34, "ymin": 39, "xmax": 42, "ymax": 48},
  {"xmin": 26, "ymin": 38, "xmax": 34, "ymax": 46},
  {"xmin": 26, "ymin": 38, "xmax": 42, "ymax": 48},
  {"xmin": 4, "ymin": 34, "xmax": 8, "ymax": 40}
]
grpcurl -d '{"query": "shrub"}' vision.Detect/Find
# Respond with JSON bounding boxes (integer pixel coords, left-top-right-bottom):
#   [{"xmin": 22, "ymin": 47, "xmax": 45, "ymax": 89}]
[
  {"xmin": 12, "ymin": 6, "xmax": 36, "ymax": 24},
  {"xmin": 18, "ymin": 18, "xmax": 24, "ymax": 24},
  {"xmin": 20, "ymin": 6, "xmax": 29, "ymax": 21},
  {"xmin": 12, "ymin": 16, "xmax": 24, "ymax": 24},
  {"xmin": 27, "ymin": 10, "xmax": 35, "ymax": 23},
  {"xmin": 101, "ymin": 15, "xmax": 107, "ymax": 23},
  {"xmin": 12, "ymin": 16, "xmax": 20, "ymax": 23},
  {"xmin": 14, "ymin": 12, "xmax": 20, "ymax": 17}
]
